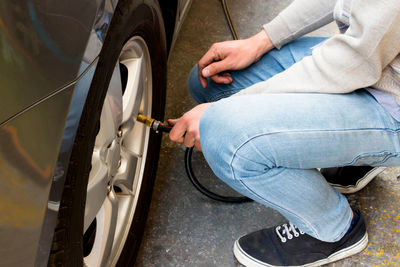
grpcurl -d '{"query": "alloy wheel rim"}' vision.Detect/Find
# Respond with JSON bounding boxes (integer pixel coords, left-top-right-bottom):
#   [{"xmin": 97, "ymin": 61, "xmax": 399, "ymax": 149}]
[{"xmin": 83, "ymin": 36, "xmax": 152, "ymax": 267}]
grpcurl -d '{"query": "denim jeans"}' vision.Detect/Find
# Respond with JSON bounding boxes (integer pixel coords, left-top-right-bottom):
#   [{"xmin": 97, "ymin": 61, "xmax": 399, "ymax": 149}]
[{"xmin": 187, "ymin": 37, "xmax": 400, "ymax": 242}]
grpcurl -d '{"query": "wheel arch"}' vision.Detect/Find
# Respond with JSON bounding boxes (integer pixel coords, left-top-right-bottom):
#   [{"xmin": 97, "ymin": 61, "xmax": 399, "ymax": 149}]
[{"xmin": 158, "ymin": 0, "xmax": 178, "ymax": 53}]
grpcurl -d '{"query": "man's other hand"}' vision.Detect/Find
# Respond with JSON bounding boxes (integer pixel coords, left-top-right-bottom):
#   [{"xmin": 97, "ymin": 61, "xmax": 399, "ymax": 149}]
[{"xmin": 198, "ymin": 30, "xmax": 274, "ymax": 88}]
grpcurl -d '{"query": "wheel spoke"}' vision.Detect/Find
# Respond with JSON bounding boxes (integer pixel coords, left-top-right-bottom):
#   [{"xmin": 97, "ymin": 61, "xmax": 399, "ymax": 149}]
[
  {"xmin": 85, "ymin": 152, "xmax": 109, "ymax": 231},
  {"xmin": 112, "ymin": 148, "xmax": 139, "ymax": 191},
  {"xmin": 120, "ymin": 48, "xmax": 146, "ymax": 129},
  {"xmin": 107, "ymin": 193, "xmax": 135, "ymax": 263},
  {"xmin": 84, "ymin": 190, "xmax": 119, "ymax": 267},
  {"xmin": 121, "ymin": 117, "xmax": 148, "ymax": 156},
  {"xmin": 94, "ymin": 65, "xmax": 123, "ymax": 149}
]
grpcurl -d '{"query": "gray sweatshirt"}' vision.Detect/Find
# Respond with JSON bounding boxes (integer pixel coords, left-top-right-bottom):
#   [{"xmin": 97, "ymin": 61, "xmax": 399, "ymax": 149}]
[{"xmin": 237, "ymin": 0, "xmax": 400, "ymax": 106}]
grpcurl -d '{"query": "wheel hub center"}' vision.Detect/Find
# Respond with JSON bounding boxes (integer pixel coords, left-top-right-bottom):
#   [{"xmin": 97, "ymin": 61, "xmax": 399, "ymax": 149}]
[{"xmin": 105, "ymin": 138, "xmax": 121, "ymax": 178}]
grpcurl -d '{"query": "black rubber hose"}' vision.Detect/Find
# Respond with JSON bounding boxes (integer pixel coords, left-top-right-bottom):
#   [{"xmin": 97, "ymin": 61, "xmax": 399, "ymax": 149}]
[
  {"xmin": 221, "ymin": 0, "xmax": 239, "ymax": 40},
  {"xmin": 157, "ymin": 1, "xmax": 249, "ymax": 203},
  {"xmin": 138, "ymin": 116, "xmax": 252, "ymax": 202},
  {"xmin": 185, "ymin": 147, "xmax": 252, "ymax": 203},
  {"xmin": 182, "ymin": 0, "xmax": 251, "ymax": 202}
]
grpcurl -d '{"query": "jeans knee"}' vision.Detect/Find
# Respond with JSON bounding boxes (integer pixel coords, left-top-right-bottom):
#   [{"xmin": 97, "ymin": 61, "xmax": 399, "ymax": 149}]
[
  {"xmin": 200, "ymin": 100, "xmax": 273, "ymax": 182},
  {"xmin": 199, "ymin": 102, "xmax": 236, "ymax": 181},
  {"xmin": 200, "ymin": 99, "xmax": 281, "ymax": 183},
  {"xmin": 187, "ymin": 65, "xmax": 207, "ymax": 103}
]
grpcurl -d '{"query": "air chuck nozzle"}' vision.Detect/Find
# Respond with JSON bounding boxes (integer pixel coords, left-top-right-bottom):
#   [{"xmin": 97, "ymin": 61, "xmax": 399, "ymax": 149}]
[
  {"xmin": 136, "ymin": 114, "xmax": 172, "ymax": 133},
  {"xmin": 137, "ymin": 114, "xmax": 155, "ymax": 128}
]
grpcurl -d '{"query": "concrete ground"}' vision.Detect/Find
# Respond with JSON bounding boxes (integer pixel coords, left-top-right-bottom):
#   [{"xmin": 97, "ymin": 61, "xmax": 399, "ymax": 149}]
[{"xmin": 136, "ymin": 0, "xmax": 400, "ymax": 266}]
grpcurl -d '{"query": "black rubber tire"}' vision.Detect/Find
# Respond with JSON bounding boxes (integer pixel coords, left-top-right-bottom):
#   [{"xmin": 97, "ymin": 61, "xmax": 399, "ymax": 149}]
[{"xmin": 48, "ymin": 0, "xmax": 167, "ymax": 266}]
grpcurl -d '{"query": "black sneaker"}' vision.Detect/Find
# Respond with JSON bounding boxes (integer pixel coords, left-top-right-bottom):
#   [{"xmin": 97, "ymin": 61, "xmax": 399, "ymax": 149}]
[
  {"xmin": 233, "ymin": 211, "xmax": 368, "ymax": 267},
  {"xmin": 321, "ymin": 166, "xmax": 385, "ymax": 194}
]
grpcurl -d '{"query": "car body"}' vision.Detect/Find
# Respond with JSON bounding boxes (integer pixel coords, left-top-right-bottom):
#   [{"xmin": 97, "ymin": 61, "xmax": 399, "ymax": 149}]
[{"xmin": 0, "ymin": 0, "xmax": 192, "ymax": 266}]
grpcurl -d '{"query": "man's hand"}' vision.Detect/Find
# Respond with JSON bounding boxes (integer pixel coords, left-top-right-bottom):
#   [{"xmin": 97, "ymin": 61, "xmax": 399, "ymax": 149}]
[
  {"xmin": 198, "ymin": 30, "xmax": 274, "ymax": 88},
  {"xmin": 168, "ymin": 103, "xmax": 213, "ymax": 150}
]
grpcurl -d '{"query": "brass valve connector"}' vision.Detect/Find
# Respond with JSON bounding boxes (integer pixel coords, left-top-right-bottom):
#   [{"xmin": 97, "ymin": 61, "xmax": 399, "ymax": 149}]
[
  {"xmin": 137, "ymin": 114, "xmax": 155, "ymax": 128},
  {"xmin": 136, "ymin": 114, "xmax": 172, "ymax": 133}
]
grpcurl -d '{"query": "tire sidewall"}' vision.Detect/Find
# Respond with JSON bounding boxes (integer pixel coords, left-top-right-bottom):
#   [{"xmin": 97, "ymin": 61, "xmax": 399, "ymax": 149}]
[{"xmin": 115, "ymin": 2, "xmax": 167, "ymax": 266}]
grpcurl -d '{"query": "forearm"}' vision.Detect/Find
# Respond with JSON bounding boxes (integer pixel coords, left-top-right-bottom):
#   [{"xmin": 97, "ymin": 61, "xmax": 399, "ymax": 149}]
[{"xmin": 265, "ymin": 0, "xmax": 336, "ymax": 49}]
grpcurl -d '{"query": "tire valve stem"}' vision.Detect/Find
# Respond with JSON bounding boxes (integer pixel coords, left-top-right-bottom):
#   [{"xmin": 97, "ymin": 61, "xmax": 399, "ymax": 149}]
[{"xmin": 137, "ymin": 114, "xmax": 172, "ymax": 133}]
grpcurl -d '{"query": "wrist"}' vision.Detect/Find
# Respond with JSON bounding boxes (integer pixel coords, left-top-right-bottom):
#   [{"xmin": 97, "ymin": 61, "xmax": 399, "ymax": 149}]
[{"xmin": 251, "ymin": 30, "xmax": 274, "ymax": 60}]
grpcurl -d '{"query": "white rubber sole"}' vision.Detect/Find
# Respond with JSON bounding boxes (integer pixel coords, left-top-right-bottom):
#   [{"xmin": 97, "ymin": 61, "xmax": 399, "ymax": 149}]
[
  {"xmin": 233, "ymin": 233, "xmax": 368, "ymax": 267},
  {"xmin": 330, "ymin": 167, "xmax": 385, "ymax": 194}
]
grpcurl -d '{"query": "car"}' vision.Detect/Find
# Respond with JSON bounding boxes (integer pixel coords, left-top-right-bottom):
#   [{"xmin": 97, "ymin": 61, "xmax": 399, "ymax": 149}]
[{"xmin": 0, "ymin": 0, "xmax": 192, "ymax": 266}]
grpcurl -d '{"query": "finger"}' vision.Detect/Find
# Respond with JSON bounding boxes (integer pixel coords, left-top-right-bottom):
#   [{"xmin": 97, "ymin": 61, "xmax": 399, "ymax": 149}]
[
  {"xmin": 169, "ymin": 119, "xmax": 187, "ymax": 143},
  {"xmin": 167, "ymin": 118, "xmax": 180, "ymax": 126},
  {"xmin": 183, "ymin": 127, "xmax": 198, "ymax": 148},
  {"xmin": 183, "ymin": 133, "xmax": 196, "ymax": 148},
  {"xmin": 198, "ymin": 45, "xmax": 221, "ymax": 70},
  {"xmin": 210, "ymin": 74, "xmax": 233, "ymax": 84},
  {"xmin": 169, "ymin": 131, "xmax": 184, "ymax": 143},
  {"xmin": 194, "ymin": 138, "xmax": 202, "ymax": 151},
  {"xmin": 198, "ymin": 45, "xmax": 222, "ymax": 88},
  {"xmin": 219, "ymin": 72, "xmax": 232, "ymax": 77},
  {"xmin": 202, "ymin": 60, "xmax": 230, "ymax": 78},
  {"xmin": 198, "ymin": 66, "xmax": 208, "ymax": 88}
]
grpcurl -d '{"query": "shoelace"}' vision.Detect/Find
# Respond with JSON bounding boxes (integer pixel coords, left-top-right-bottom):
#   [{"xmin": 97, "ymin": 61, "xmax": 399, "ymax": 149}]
[{"xmin": 275, "ymin": 222, "xmax": 305, "ymax": 243}]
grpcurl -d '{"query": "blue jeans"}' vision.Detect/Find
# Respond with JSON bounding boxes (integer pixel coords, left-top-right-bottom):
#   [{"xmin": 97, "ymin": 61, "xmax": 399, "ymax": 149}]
[{"xmin": 187, "ymin": 37, "xmax": 400, "ymax": 242}]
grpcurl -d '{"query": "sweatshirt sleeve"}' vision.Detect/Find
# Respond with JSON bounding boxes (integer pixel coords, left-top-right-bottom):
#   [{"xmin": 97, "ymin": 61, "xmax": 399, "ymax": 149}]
[
  {"xmin": 264, "ymin": 0, "xmax": 337, "ymax": 49},
  {"xmin": 236, "ymin": 0, "xmax": 400, "ymax": 97}
]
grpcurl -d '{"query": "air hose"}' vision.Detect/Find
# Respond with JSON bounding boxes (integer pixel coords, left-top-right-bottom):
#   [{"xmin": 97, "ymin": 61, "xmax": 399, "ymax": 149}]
[
  {"xmin": 137, "ymin": 113, "xmax": 252, "ymax": 203},
  {"xmin": 183, "ymin": 0, "xmax": 250, "ymax": 203},
  {"xmin": 221, "ymin": 0, "xmax": 240, "ymax": 40},
  {"xmin": 185, "ymin": 147, "xmax": 252, "ymax": 203}
]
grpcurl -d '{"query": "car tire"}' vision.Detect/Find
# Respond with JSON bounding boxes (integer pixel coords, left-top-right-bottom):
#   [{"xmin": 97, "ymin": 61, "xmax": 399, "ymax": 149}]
[{"xmin": 48, "ymin": 0, "xmax": 167, "ymax": 266}]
